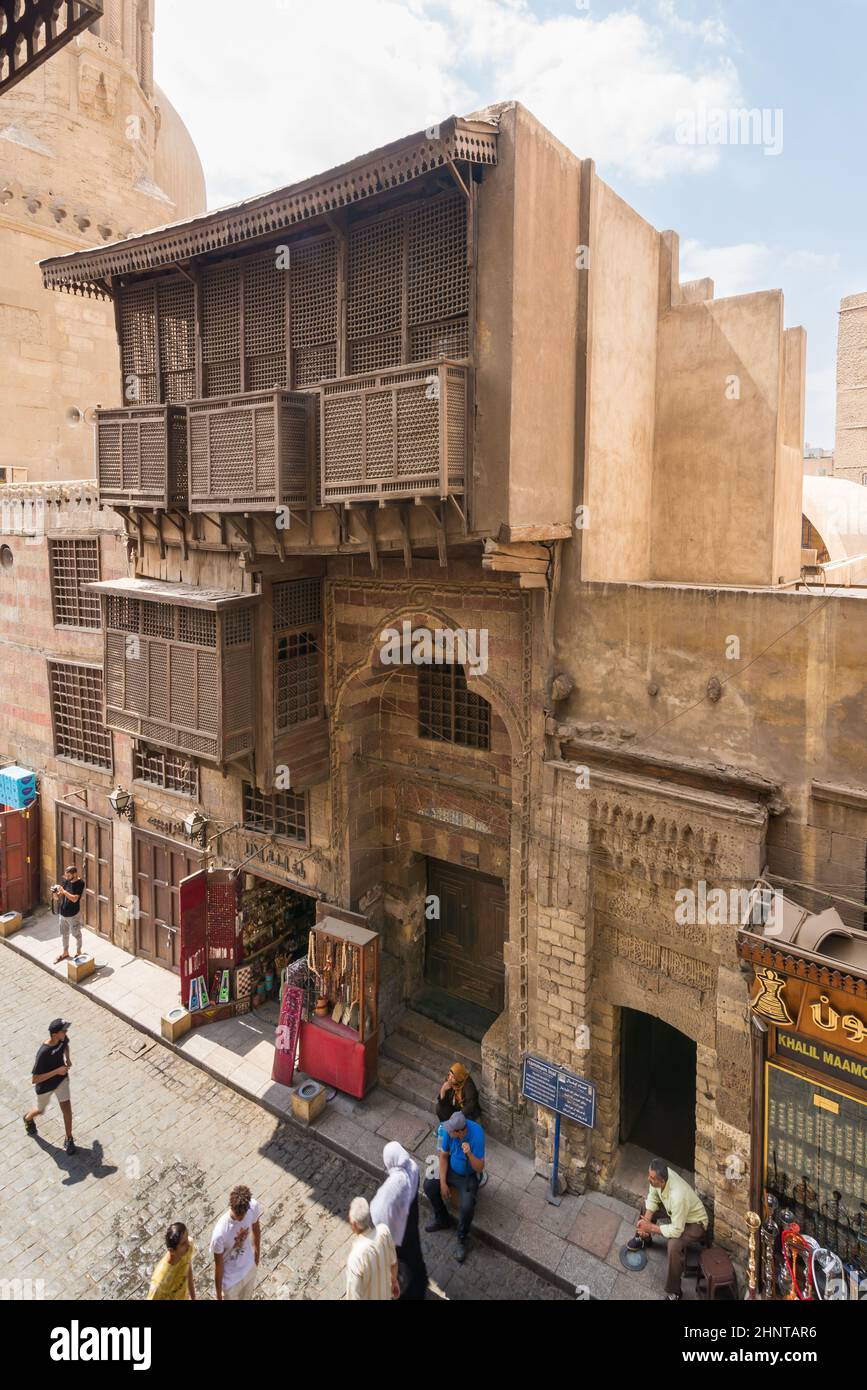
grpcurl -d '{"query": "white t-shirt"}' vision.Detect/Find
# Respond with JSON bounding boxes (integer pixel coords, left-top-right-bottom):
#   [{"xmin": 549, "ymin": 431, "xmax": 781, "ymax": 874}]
[
  {"xmin": 346, "ymin": 1224, "xmax": 397, "ymax": 1301},
  {"xmin": 209, "ymin": 1198, "xmax": 262, "ymax": 1290}
]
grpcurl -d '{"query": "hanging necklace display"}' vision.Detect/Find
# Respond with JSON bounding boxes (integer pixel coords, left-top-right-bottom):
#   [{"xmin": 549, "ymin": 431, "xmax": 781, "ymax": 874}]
[{"xmin": 347, "ymin": 944, "xmax": 360, "ymax": 1030}]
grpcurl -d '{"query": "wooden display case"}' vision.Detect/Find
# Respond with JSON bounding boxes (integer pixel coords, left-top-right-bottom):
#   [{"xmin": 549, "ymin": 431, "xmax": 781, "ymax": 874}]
[{"xmin": 298, "ymin": 903, "xmax": 379, "ymax": 1098}]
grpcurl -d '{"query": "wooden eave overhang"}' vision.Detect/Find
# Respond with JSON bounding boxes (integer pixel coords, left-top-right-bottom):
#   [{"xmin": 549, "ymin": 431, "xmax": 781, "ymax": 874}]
[
  {"xmin": 736, "ymin": 929, "xmax": 867, "ymax": 1000},
  {"xmin": 39, "ymin": 116, "xmax": 498, "ymax": 299},
  {"xmin": 84, "ymin": 576, "xmax": 261, "ymax": 612}
]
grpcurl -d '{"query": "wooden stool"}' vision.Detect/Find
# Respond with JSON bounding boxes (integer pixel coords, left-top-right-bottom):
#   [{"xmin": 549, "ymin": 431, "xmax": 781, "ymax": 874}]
[{"xmin": 696, "ymin": 1247, "xmax": 738, "ymax": 1300}]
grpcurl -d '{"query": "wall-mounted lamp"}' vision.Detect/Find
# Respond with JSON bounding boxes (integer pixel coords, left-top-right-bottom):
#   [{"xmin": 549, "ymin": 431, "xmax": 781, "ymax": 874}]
[
  {"xmin": 182, "ymin": 809, "xmax": 208, "ymax": 848},
  {"xmin": 108, "ymin": 786, "xmax": 134, "ymax": 821}
]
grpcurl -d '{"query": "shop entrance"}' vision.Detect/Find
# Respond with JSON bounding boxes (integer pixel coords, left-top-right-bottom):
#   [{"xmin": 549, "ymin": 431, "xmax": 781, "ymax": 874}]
[
  {"xmin": 620, "ymin": 1009, "xmax": 696, "ymax": 1171},
  {"xmin": 238, "ymin": 873, "xmax": 316, "ymax": 1006},
  {"xmin": 133, "ymin": 830, "xmax": 203, "ymax": 972},
  {"xmin": 424, "ymin": 857, "xmax": 506, "ymax": 1015}
]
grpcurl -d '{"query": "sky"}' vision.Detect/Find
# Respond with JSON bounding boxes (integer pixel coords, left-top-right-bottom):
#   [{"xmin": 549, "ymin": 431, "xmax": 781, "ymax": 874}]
[{"xmin": 154, "ymin": 0, "xmax": 867, "ymax": 448}]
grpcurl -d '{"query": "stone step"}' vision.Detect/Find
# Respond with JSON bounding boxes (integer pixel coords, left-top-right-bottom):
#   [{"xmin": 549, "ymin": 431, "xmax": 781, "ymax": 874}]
[
  {"xmin": 381, "ymin": 1030, "xmax": 448, "ymax": 1087},
  {"xmin": 380, "ymin": 1063, "xmax": 441, "ymax": 1118},
  {"xmin": 394, "ymin": 1008, "xmax": 483, "ymax": 1074}
]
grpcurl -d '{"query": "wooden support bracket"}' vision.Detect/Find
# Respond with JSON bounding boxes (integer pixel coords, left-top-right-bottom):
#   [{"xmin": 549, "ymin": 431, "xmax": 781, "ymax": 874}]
[{"xmin": 416, "ymin": 498, "xmax": 448, "ymax": 567}]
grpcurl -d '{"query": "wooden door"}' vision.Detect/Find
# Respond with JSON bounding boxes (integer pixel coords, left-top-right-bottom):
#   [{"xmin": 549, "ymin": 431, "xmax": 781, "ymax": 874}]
[
  {"xmin": 133, "ymin": 830, "xmax": 202, "ymax": 972},
  {"xmin": 0, "ymin": 802, "xmax": 40, "ymax": 914},
  {"xmin": 55, "ymin": 806, "xmax": 113, "ymax": 938},
  {"xmin": 425, "ymin": 858, "xmax": 506, "ymax": 1013}
]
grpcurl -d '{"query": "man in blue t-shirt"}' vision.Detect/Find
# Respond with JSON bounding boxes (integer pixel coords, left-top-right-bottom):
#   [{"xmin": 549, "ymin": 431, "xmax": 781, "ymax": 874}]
[{"xmin": 423, "ymin": 1109, "xmax": 485, "ymax": 1263}]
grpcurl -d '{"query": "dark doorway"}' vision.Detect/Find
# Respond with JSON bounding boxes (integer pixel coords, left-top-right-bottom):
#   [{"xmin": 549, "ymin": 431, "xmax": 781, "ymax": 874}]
[
  {"xmin": 620, "ymin": 1009, "xmax": 696, "ymax": 1171},
  {"xmin": 425, "ymin": 857, "xmax": 506, "ymax": 1014}
]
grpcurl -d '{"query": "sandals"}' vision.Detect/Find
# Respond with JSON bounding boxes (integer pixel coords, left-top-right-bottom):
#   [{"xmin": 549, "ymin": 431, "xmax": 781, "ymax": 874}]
[{"xmin": 53, "ymin": 952, "xmax": 70, "ymax": 965}]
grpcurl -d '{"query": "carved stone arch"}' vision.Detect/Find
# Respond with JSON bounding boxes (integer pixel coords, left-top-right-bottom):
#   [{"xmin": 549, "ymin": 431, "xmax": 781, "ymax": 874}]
[{"xmin": 331, "ymin": 601, "xmax": 527, "ymax": 755}]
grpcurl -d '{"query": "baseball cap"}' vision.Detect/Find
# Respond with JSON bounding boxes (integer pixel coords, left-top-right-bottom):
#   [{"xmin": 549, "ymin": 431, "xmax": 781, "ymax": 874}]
[
  {"xmin": 48, "ymin": 1018, "xmax": 70, "ymax": 1034},
  {"xmin": 444, "ymin": 1110, "xmax": 467, "ymax": 1135}
]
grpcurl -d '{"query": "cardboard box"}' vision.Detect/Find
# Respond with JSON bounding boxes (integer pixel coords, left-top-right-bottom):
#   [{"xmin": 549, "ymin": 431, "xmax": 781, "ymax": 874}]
[
  {"xmin": 67, "ymin": 954, "xmax": 95, "ymax": 983},
  {"xmin": 161, "ymin": 1007, "xmax": 191, "ymax": 1043},
  {"xmin": 0, "ymin": 911, "xmax": 22, "ymax": 938},
  {"xmin": 291, "ymin": 1082, "xmax": 327, "ymax": 1125}
]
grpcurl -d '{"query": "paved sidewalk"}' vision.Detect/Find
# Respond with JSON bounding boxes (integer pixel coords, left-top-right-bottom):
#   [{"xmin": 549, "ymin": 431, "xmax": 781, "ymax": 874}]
[
  {"xmin": 0, "ymin": 949, "xmax": 564, "ymax": 1301},
  {"xmin": 4, "ymin": 909, "xmax": 689, "ymax": 1300}
]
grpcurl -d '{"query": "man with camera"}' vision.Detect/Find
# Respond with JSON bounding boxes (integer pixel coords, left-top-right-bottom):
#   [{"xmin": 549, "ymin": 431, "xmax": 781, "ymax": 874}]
[
  {"xmin": 23, "ymin": 1018, "xmax": 76, "ymax": 1154},
  {"xmin": 51, "ymin": 863, "xmax": 85, "ymax": 965}
]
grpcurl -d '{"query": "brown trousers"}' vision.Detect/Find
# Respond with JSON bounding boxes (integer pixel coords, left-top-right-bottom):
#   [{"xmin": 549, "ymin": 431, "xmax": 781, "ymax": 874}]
[{"xmin": 639, "ymin": 1203, "xmax": 707, "ymax": 1295}]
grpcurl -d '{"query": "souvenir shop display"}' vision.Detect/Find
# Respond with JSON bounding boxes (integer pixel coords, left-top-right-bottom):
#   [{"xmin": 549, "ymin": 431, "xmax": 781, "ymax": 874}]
[
  {"xmin": 298, "ymin": 903, "xmax": 379, "ymax": 1099},
  {"xmin": 179, "ymin": 868, "xmax": 313, "ymax": 1027}
]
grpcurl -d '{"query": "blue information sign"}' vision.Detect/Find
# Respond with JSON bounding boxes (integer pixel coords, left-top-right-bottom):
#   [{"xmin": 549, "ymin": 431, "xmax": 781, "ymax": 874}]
[{"xmin": 522, "ymin": 1054, "xmax": 596, "ymax": 1129}]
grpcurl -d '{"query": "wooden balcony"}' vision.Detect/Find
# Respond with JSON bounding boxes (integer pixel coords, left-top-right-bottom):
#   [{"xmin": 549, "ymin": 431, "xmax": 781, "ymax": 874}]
[
  {"xmin": 187, "ymin": 389, "xmax": 313, "ymax": 513},
  {"xmin": 320, "ymin": 360, "xmax": 469, "ymax": 504},
  {"xmin": 86, "ymin": 578, "xmax": 260, "ymax": 766},
  {"xmin": 95, "ymin": 405, "xmax": 188, "ymax": 511}
]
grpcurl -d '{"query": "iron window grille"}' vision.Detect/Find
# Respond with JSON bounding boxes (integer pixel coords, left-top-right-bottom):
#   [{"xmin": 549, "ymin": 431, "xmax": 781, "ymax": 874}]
[
  {"xmin": 242, "ymin": 782, "xmax": 307, "ymax": 844},
  {"xmin": 418, "ymin": 662, "xmax": 491, "ymax": 750},
  {"xmin": 49, "ymin": 661, "xmax": 113, "ymax": 769},
  {"xmin": 133, "ymin": 742, "xmax": 199, "ymax": 798},
  {"xmin": 273, "ymin": 579, "xmax": 322, "ymax": 731},
  {"xmin": 48, "ymin": 538, "xmax": 101, "ymax": 629}
]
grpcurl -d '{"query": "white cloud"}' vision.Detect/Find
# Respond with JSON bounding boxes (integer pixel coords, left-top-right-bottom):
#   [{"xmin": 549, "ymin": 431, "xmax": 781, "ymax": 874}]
[
  {"xmin": 655, "ymin": 0, "xmax": 729, "ymax": 47},
  {"xmin": 154, "ymin": 0, "xmax": 744, "ymax": 206},
  {"xmin": 680, "ymin": 239, "xmax": 840, "ymax": 298}
]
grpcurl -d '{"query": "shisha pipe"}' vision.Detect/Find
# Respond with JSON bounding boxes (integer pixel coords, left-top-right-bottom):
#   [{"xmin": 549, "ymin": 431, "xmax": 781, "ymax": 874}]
[
  {"xmin": 781, "ymin": 1222, "xmax": 815, "ymax": 1300},
  {"xmin": 810, "ymin": 1246, "xmax": 846, "ymax": 1300}
]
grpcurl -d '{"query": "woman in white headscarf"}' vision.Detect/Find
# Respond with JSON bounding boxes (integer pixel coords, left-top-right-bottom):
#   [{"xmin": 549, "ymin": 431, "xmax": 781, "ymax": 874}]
[{"xmin": 370, "ymin": 1141, "xmax": 427, "ymax": 1300}]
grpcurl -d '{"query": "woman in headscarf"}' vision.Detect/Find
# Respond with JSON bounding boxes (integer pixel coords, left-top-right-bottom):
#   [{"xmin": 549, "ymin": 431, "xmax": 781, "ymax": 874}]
[
  {"xmin": 370, "ymin": 1141, "xmax": 427, "ymax": 1300},
  {"xmin": 435, "ymin": 1062, "xmax": 481, "ymax": 1123}
]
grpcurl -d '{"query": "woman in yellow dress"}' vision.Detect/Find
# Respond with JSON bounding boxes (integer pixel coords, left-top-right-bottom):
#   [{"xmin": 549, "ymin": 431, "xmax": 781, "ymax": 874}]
[{"xmin": 147, "ymin": 1223, "xmax": 196, "ymax": 1301}]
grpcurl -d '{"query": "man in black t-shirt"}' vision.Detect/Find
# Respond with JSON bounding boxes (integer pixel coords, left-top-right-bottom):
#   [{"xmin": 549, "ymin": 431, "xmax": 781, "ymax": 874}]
[
  {"xmin": 23, "ymin": 1018, "xmax": 75, "ymax": 1153},
  {"xmin": 51, "ymin": 863, "xmax": 85, "ymax": 965}
]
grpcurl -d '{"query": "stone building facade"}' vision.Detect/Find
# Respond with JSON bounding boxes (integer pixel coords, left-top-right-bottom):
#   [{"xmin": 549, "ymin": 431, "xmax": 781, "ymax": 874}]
[
  {"xmin": 0, "ymin": 0, "xmax": 205, "ymax": 483},
  {"xmin": 5, "ymin": 101, "xmax": 867, "ymax": 1266},
  {"xmin": 834, "ymin": 291, "xmax": 867, "ymax": 485}
]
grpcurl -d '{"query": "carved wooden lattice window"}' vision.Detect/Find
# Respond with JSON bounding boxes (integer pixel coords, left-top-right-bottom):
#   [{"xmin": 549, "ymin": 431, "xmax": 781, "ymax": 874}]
[
  {"xmin": 347, "ymin": 191, "xmax": 468, "ymax": 374},
  {"xmin": 133, "ymin": 742, "xmax": 199, "ymax": 797},
  {"xmin": 242, "ymin": 782, "xmax": 307, "ymax": 843},
  {"xmin": 418, "ymin": 662, "xmax": 490, "ymax": 750},
  {"xmin": 48, "ymin": 538, "xmax": 101, "ymax": 629},
  {"xmin": 273, "ymin": 578, "xmax": 322, "ymax": 730},
  {"xmin": 50, "ymin": 661, "xmax": 113, "ymax": 769},
  {"xmin": 289, "ymin": 236, "xmax": 338, "ymax": 387},
  {"xmin": 119, "ymin": 276, "xmax": 196, "ymax": 405},
  {"xmin": 202, "ymin": 252, "xmax": 288, "ymax": 397}
]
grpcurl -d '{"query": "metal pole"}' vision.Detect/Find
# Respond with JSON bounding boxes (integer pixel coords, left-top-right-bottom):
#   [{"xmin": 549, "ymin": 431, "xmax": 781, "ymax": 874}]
[{"xmin": 547, "ymin": 1110, "xmax": 562, "ymax": 1207}]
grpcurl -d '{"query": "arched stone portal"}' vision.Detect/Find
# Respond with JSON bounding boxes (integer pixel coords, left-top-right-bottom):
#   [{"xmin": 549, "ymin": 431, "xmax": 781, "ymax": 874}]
[{"xmin": 327, "ymin": 592, "xmax": 533, "ymax": 1148}]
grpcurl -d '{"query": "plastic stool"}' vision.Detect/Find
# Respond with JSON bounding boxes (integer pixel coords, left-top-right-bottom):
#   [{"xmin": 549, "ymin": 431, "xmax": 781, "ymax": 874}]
[{"xmin": 696, "ymin": 1247, "xmax": 738, "ymax": 1300}]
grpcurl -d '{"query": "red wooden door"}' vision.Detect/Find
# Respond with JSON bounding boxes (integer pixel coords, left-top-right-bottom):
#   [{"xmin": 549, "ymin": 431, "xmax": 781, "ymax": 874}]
[
  {"xmin": 55, "ymin": 806, "xmax": 113, "ymax": 938},
  {"xmin": 0, "ymin": 802, "xmax": 40, "ymax": 914},
  {"xmin": 425, "ymin": 858, "xmax": 506, "ymax": 1012},
  {"xmin": 133, "ymin": 831, "xmax": 203, "ymax": 972}
]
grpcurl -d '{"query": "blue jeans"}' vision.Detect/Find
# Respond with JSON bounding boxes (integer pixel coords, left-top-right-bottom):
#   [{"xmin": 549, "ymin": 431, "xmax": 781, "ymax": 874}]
[{"xmin": 424, "ymin": 1166, "xmax": 479, "ymax": 1240}]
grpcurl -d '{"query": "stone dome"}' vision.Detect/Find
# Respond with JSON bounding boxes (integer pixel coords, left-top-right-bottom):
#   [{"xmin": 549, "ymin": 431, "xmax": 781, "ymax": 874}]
[{"xmin": 153, "ymin": 84, "xmax": 207, "ymax": 221}]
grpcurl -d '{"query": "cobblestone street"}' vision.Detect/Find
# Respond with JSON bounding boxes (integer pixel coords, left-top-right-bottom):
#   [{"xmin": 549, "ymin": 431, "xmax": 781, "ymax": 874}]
[{"xmin": 0, "ymin": 951, "xmax": 566, "ymax": 1301}]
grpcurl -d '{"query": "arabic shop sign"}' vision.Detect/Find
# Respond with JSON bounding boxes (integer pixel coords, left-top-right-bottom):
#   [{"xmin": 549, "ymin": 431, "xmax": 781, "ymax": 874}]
[{"xmin": 750, "ymin": 967, "xmax": 867, "ymax": 1057}]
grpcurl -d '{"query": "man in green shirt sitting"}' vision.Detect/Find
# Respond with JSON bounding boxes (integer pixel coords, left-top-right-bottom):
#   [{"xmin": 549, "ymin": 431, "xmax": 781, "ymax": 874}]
[{"xmin": 627, "ymin": 1158, "xmax": 709, "ymax": 1300}]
